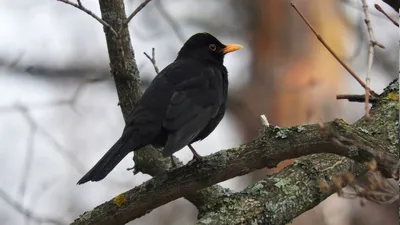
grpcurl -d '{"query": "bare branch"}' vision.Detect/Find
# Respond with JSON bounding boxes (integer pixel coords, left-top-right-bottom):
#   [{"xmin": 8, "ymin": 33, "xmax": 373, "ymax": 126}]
[
  {"xmin": 290, "ymin": 2, "xmax": 377, "ymax": 96},
  {"xmin": 144, "ymin": 48, "xmax": 160, "ymax": 74},
  {"xmin": 56, "ymin": 0, "xmax": 117, "ymax": 36},
  {"xmin": 336, "ymin": 94, "xmax": 378, "ymax": 103},
  {"xmin": 0, "ymin": 188, "xmax": 66, "ymax": 225},
  {"xmin": 18, "ymin": 118, "xmax": 37, "ymax": 208},
  {"xmin": 361, "ymin": 0, "xmax": 385, "ymax": 120},
  {"xmin": 124, "ymin": 0, "xmax": 153, "ymax": 28},
  {"xmin": 5, "ymin": 103, "xmax": 87, "ymax": 173},
  {"xmin": 260, "ymin": 114, "xmax": 270, "ymax": 126},
  {"xmin": 375, "ymin": 4, "xmax": 399, "ymax": 27}
]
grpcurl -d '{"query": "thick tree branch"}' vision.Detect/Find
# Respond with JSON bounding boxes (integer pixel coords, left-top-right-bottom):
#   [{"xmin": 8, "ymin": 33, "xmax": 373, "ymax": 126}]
[
  {"xmin": 98, "ymin": 0, "xmax": 142, "ymax": 118},
  {"xmin": 71, "ymin": 79, "xmax": 399, "ymax": 225},
  {"xmin": 197, "ymin": 154, "xmax": 351, "ymax": 225},
  {"xmin": 57, "ymin": 0, "xmax": 117, "ymax": 36},
  {"xmin": 196, "ymin": 79, "xmax": 399, "ymax": 224}
]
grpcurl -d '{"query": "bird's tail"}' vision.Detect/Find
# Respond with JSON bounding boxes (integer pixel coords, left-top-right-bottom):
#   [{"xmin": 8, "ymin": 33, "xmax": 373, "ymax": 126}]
[{"xmin": 77, "ymin": 137, "xmax": 134, "ymax": 185}]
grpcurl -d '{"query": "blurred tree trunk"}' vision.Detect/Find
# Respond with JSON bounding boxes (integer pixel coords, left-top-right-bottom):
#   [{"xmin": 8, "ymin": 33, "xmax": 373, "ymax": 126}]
[{"xmin": 232, "ymin": 0, "xmax": 346, "ymax": 170}]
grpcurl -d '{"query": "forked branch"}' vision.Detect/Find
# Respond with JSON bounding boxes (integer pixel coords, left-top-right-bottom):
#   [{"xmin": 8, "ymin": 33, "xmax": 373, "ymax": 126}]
[{"xmin": 56, "ymin": 0, "xmax": 117, "ymax": 36}]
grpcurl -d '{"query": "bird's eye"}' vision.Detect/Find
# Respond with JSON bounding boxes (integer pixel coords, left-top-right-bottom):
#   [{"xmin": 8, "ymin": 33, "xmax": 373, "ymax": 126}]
[{"xmin": 209, "ymin": 44, "xmax": 217, "ymax": 51}]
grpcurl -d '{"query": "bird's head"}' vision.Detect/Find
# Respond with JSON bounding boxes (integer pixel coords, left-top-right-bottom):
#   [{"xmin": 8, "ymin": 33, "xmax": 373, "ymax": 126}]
[{"xmin": 177, "ymin": 32, "xmax": 242, "ymax": 64}]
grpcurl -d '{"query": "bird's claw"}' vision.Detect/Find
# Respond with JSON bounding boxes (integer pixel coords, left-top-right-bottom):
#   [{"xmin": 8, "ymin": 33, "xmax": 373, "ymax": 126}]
[
  {"xmin": 191, "ymin": 152, "xmax": 202, "ymax": 161},
  {"xmin": 188, "ymin": 144, "xmax": 202, "ymax": 161}
]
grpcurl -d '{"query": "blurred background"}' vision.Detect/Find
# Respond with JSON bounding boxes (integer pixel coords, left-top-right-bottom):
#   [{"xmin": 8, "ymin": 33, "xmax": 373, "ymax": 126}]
[{"xmin": 0, "ymin": 0, "xmax": 398, "ymax": 224}]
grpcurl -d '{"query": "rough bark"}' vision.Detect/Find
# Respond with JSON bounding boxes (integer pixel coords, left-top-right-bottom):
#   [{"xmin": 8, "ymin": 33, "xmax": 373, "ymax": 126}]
[
  {"xmin": 71, "ymin": 79, "xmax": 399, "ymax": 225},
  {"xmin": 98, "ymin": 0, "xmax": 141, "ymax": 118},
  {"xmin": 196, "ymin": 80, "xmax": 399, "ymax": 225}
]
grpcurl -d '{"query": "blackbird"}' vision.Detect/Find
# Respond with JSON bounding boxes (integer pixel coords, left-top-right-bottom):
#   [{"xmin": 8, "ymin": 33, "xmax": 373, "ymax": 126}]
[{"xmin": 77, "ymin": 33, "xmax": 242, "ymax": 184}]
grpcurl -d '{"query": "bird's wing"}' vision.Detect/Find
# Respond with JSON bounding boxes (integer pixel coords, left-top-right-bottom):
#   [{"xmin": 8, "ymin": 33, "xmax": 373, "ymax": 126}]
[{"xmin": 162, "ymin": 67, "xmax": 224, "ymax": 156}]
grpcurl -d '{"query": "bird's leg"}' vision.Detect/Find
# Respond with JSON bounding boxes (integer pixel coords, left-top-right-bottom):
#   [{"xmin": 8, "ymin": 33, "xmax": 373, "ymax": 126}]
[
  {"xmin": 170, "ymin": 156, "xmax": 177, "ymax": 168},
  {"xmin": 188, "ymin": 144, "xmax": 202, "ymax": 160}
]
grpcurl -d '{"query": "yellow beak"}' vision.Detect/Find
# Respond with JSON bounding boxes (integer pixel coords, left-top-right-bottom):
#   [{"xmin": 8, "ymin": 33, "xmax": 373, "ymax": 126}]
[{"xmin": 222, "ymin": 44, "xmax": 243, "ymax": 54}]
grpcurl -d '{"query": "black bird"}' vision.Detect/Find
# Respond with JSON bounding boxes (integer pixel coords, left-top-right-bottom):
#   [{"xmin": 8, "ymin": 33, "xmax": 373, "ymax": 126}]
[{"xmin": 77, "ymin": 33, "xmax": 242, "ymax": 184}]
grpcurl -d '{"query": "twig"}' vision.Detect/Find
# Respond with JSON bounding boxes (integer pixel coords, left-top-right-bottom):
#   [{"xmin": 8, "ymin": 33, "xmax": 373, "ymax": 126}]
[
  {"xmin": 260, "ymin": 114, "xmax": 270, "ymax": 126},
  {"xmin": 361, "ymin": 0, "xmax": 385, "ymax": 120},
  {"xmin": 323, "ymin": 166, "xmax": 399, "ymax": 205},
  {"xmin": 11, "ymin": 104, "xmax": 86, "ymax": 174},
  {"xmin": 124, "ymin": 0, "xmax": 153, "ymax": 28},
  {"xmin": 0, "ymin": 189, "xmax": 66, "ymax": 225},
  {"xmin": 56, "ymin": 0, "xmax": 117, "ymax": 36},
  {"xmin": 290, "ymin": 2, "xmax": 377, "ymax": 96},
  {"xmin": 336, "ymin": 94, "xmax": 378, "ymax": 103},
  {"xmin": 374, "ymin": 4, "xmax": 399, "ymax": 27},
  {"xmin": 18, "ymin": 120, "xmax": 37, "ymax": 210},
  {"xmin": 144, "ymin": 48, "xmax": 160, "ymax": 74}
]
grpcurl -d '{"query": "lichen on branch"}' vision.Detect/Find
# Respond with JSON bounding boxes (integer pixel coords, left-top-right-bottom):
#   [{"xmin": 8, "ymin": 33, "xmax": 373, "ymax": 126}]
[{"xmin": 72, "ymin": 78, "xmax": 398, "ymax": 225}]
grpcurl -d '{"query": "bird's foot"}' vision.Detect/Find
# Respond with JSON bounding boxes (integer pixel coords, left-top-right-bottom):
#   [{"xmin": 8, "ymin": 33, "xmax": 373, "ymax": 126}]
[{"xmin": 188, "ymin": 144, "xmax": 202, "ymax": 161}]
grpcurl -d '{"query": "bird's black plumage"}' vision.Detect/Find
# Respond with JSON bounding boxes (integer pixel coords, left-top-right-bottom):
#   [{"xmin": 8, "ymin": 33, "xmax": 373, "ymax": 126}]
[{"xmin": 77, "ymin": 33, "xmax": 242, "ymax": 184}]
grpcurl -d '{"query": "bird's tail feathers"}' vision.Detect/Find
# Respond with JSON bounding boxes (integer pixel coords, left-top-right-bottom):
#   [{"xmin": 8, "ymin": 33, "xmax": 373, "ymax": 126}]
[{"xmin": 77, "ymin": 137, "xmax": 134, "ymax": 185}]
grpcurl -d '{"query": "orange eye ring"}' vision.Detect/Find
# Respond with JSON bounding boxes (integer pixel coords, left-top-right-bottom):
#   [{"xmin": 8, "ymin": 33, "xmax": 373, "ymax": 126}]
[{"xmin": 209, "ymin": 44, "xmax": 216, "ymax": 51}]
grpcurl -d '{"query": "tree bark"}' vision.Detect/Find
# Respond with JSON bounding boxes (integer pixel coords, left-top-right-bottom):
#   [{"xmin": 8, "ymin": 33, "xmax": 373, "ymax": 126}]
[{"xmin": 98, "ymin": 0, "xmax": 141, "ymax": 119}]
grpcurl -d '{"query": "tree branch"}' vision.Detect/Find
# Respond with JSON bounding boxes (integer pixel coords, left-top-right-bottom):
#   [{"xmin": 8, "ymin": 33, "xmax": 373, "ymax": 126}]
[
  {"xmin": 290, "ymin": 2, "xmax": 377, "ymax": 96},
  {"xmin": 71, "ymin": 79, "xmax": 399, "ymax": 225},
  {"xmin": 143, "ymin": 48, "xmax": 160, "ymax": 74},
  {"xmin": 375, "ymin": 4, "xmax": 399, "ymax": 27},
  {"xmin": 197, "ymin": 154, "xmax": 349, "ymax": 225},
  {"xmin": 196, "ymin": 79, "xmax": 399, "ymax": 224},
  {"xmin": 98, "ymin": 0, "xmax": 142, "ymax": 118},
  {"xmin": 336, "ymin": 94, "xmax": 378, "ymax": 103},
  {"xmin": 56, "ymin": 0, "xmax": 117, "ymax": 36},
  {"xmin": 361, "ymin": 0, "xmax": 385, "ymax": 119},
  {"xmin": 124, "ymin": 0, "xmax": 153, "ymax": 29}
]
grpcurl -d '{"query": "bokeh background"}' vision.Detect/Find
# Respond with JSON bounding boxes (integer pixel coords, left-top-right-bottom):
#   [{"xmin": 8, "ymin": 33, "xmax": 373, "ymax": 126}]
[{"xmin": 0, "ymin": 0, "xmax": 398, "ymax": 224}]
